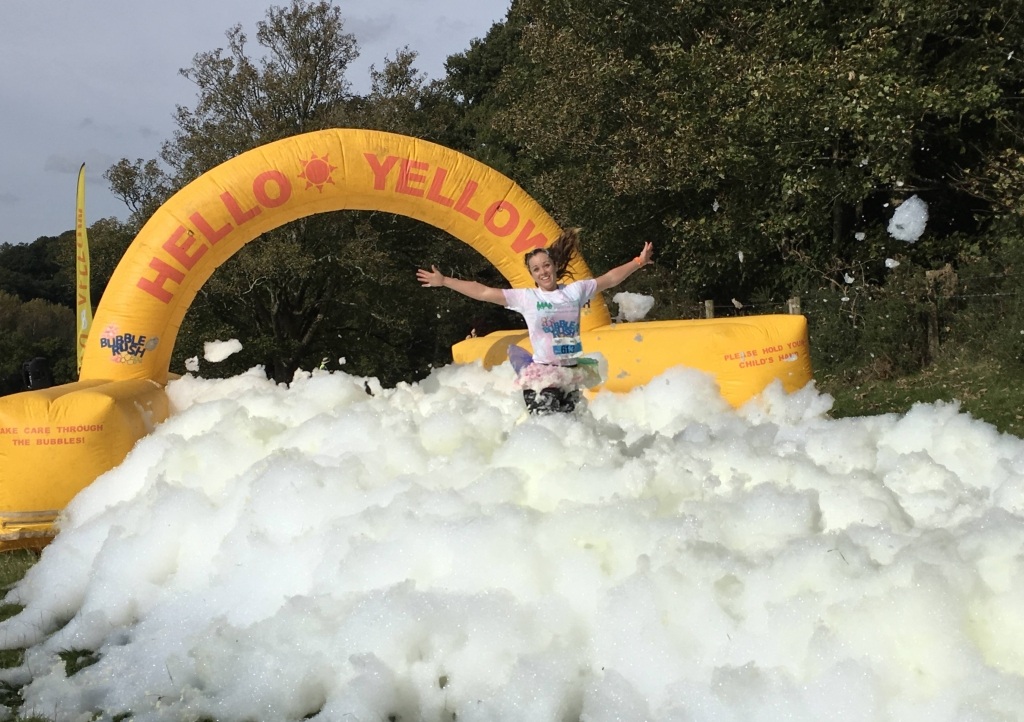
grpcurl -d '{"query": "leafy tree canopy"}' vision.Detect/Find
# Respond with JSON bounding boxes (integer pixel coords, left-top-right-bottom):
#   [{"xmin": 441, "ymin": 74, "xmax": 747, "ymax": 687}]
[{"xmin": 497, "ymin": 0, "xmax": 1024, "ymax": 304}]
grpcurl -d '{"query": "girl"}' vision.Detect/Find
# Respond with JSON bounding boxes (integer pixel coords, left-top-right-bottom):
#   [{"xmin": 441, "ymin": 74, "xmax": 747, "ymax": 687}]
[{"xmin": 417, "ymin": 229, "xmax": 653, "ymax": 413}]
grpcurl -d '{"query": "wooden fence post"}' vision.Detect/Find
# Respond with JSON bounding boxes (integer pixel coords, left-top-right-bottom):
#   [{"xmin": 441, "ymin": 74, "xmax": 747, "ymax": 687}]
[
  {"xmin": 787, "ymin": 296, "xmax": 801, "ymax": 315},
  {"xmin": 704, "ymin": 300, "xmax": 715, "ymax": 319},
  {"xmin": 923, "ymin": 265, "xmax": 957, "ymax": 364}
]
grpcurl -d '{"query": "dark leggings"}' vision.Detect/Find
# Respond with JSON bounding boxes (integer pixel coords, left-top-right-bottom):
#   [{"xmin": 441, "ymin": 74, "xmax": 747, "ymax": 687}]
[{"xmin": 522, "ymin": 387, "xmax": 581, "ymax": 414}]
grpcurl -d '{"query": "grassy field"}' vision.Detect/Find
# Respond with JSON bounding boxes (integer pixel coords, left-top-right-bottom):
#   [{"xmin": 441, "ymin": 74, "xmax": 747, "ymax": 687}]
[
  {"xmin": 0, "ymin": 549, "xmax": 46, "ymax": 722},
  {"xmin": 817, "ymin": 354, "xmax": 1024, "ymax": 437}
]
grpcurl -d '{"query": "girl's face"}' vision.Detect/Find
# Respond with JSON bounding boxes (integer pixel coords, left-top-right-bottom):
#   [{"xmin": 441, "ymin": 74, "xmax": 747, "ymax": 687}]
[{"xmin": 528, "ymin": 251, "xmax": 558, "ymax": 291}]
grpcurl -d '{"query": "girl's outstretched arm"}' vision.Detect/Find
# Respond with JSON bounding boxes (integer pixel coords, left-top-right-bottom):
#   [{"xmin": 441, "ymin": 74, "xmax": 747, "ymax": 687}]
[
  {"xmin": 595, "ymin": 242, "xmax": 653, "ymax": 293},
  {"xmin": 416, "ymin": 265, "xmax": 506, "ymax": 305}
]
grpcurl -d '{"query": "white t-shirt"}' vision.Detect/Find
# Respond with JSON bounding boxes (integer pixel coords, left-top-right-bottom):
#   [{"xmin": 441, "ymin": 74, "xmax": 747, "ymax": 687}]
[{"xmin": 502, "ymin": 279, "xmax": 598, "ymax": 365}]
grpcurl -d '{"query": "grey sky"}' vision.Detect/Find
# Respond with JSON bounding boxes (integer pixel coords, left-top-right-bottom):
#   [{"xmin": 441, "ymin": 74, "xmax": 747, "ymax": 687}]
[{"xmin": 0, "ymin": 0, "xmax": 511, "ymax": 245}]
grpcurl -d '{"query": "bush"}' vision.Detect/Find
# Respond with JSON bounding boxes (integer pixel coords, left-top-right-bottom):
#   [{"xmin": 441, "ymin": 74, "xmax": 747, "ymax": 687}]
[
  {"xmin": 805, "ymin": 268, "xmax": 933, "ymax": 381},
  {"xmin": 935, "ymin": 232, "xmax": 1024, "ymax": 370}
]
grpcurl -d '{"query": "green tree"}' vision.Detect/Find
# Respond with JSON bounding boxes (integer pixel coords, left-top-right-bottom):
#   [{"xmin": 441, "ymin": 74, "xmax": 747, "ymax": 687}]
[
  {"xmin": 0, "ymin": 235, "xmax": 71, "ymax": 306},
  {"xmin": 166, "ymin": 0, "xmax": 358, "ymax": 174},
  {"xmin": 111, "ymin": 0, "xmax": 504, "ymax": 385},
  {"xmin": 496, "ymin": 0, "xmax": 1024, "ymax": 313},
  {"xmin": 440, "ymin": 15, "xmax": 524, "ymax": 175},
  {"xmin": 0, "ymin": 291, "xmax": 75, "ymax": 395},
  {"xmin": 51, "ymin": 216, "xmax": 135, "ymax": 314},
  {"xmin": 114, "ymin": 0, "xmax": 377, "ymax": 384},
  {"xmin": 0, "ymin": 219, "xmax": 134, "ymax": 387},
  {"xmin": 104, "ymin": 159, "xmax": 171, "ymax": 229},
  {"xmin": 345, "ymin": 46, "xmax": 528, "ymax": 367}
]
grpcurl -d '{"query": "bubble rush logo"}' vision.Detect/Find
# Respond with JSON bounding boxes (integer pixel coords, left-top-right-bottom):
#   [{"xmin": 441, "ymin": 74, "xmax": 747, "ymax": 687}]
[
  {"xmin": 542, "ymin": 319, "xmax": 580, "ymax": 337},
  {"xmin": 99, "ymin": 325, "xmax": 159, "ymax": 365},
  {"xmin": 298, "ymin": 153, "xmax": 337, "ymax": 192}
]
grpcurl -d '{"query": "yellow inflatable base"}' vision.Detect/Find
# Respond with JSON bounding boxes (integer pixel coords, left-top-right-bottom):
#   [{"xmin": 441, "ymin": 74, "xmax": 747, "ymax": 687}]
[
  {"xmin": 0, "ymin": 379, "xmax": 169, "ymax": 549},
  {"xmin": 453, "ymin": 314, "xmax": 813, "ymax": 407},
  {"xmin": 0, "ymin": 315, "xmax": 810, "ymax": 549}
]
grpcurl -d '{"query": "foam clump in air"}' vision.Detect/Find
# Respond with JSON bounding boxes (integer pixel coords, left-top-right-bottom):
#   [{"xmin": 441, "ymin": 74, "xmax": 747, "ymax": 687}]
[{"xmin": 887, "ymin": 194, "xmax": 929, "ymax": 242}]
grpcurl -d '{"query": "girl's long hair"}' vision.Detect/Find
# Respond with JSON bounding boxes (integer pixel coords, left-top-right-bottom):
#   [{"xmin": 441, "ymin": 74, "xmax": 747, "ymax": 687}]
[{"xmin": 524, "ymin": 227, "xmax": 582, "ymax": 282}]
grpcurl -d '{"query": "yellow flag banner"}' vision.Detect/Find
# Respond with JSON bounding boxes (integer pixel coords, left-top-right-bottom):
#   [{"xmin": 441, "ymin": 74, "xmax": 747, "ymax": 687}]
[{"xmin": 75, "ymin": 163, "xmax": 93, "ymax": 375}]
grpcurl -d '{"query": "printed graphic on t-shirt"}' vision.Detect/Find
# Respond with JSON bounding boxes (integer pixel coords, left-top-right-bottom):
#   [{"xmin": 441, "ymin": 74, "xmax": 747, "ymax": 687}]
[
  {"xmin": 544, "ymin": 318, "xmax": 582, "ymax": 359},
  {"xmin": 502, "ymin": 280, "xmax": 597, "ymax": 365}
]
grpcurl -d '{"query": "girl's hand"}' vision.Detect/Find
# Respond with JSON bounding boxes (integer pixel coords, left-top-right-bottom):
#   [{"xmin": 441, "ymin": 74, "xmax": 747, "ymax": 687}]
[
  {"xmin": 637, "ymin": 242, "xmax": 654, "ymax": 267},
  {"xmin": 416, "ymin": 265, "xmax": 445, "ymax": 287}
]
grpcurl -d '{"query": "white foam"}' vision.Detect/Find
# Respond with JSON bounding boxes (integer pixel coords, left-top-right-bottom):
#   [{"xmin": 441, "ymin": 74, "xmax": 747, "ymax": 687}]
[
  {"xmin": 611, "ymin": 292, "xmax": 655, "ymax": 322},
  {"xmin": 203, "ymin": 338, "xmax": 244, "ymax": 362},
  {"xmin": 2, "ymin": 362, "xmax": 1024, "ymax": 720},
  {"xmin": 888, "ymin": 195, "xmax": 929, "ymax": 242}
]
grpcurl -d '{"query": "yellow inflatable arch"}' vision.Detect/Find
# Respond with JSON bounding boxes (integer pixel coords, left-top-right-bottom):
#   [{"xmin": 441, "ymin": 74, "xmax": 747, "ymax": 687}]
[
  {"xmin": 0, "ymin": 129, "xmax": 813, "ymax": 548},
  {"xmin": 79, "ymin": 129, "xmax": 608, "ymax": 385}
]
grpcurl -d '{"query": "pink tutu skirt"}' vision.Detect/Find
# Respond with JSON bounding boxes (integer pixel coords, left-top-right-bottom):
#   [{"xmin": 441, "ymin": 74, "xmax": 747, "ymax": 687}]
[{"xmin": 507, "ymin": 345, "xmax": 603, "ymax": 392}]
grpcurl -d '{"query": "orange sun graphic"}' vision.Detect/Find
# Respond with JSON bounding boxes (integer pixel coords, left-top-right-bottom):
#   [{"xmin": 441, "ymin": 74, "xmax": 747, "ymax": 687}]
[{"xmin": 298, "ymin": 153, "xmax": 338, "ymax": 192}]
